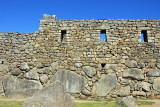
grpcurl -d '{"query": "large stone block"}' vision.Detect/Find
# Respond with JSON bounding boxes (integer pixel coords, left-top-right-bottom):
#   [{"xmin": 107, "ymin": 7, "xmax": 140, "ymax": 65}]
[
  {"xmin": 117, "ymin": 86, "xmax": 130, "ymax": 97},
  {"xmin": 24, "ymin": 67, "xmax": 39, "ymax": 80},
  {"xmin": 153, "ymin": 78, "xmax": 160, "ymax": 92},
  {"xmin": 22, "ymin": 81, "xmax": 74, "ymax": 107},
  {"xmin": 147, "ymin": 69, "xmax": 160, "ymax": 77},
  {"xmin": 123, "ymin": 68, "xmax": 144, "ymax": 80},
  {"xmin": 125, "ymin": 60, "xmax": 137, "ymax": 68},
  {"xmin": 0, "ymin": 64, "xmax": 9, "ymax": 73},
  {"xmin": 132, "ymin": 91, "xmax": 146, "ymax": 96},
  {"xmin": 92, "ymin": 72, "xmax": 117, "ymax": 96},
  {"xmin": 82, "ymin": 66, "xmax": 96, "ymax": 78},
  {"xmin": 50, "ymin": 69, "xmax": 86, "ymax": 93},
  {"xmin": 117, "ymin": 97, "xmax": 138, "ymax": 107},
  {"xmin": 20, "ymin": 62, "xmax": 30, "ymax": 71},
  {"xmin": 141, "ymin": 82, "xmax": 151, "ymax": 92},
  {"xmin": 11, "ymin": 68, "xmax": 21, "ymax": 76},
  {"xmin": 3, "ymin": 76, "xmax": 43, "ymax": 97},
  {"xmin": 104, "ymin": 64, "xmax": 118, "ymax": 72}
]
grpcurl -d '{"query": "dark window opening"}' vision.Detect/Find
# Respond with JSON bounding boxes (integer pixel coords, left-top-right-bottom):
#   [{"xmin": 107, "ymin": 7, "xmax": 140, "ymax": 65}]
[
  {"xmin": 100, "ymin": 30, "xmax": 106, "ymax": 41},
  {"xmin": 141, "ymin": 30, "xmax": 148, "ymax": 42},
  {"xmin": 1, "ymin": 61, "xmax": 4, "ymax": 64},
  {"xmin": 101, "ymin": 63, "xmax": 106, "ymax": 68},
  {"xmin": 61, "ymin": 30, "xmax": 67, "ymax": 42}
]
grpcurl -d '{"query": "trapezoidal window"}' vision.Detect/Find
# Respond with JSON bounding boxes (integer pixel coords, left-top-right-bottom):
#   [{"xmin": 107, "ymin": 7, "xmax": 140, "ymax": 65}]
[
  {"xmin": 61, "ymin": 30, "xmax": 67, "ymax": 42},
  {"xmin": 141, "ymin": 30, "xmax": 148, "ymax": 42},
  {"xmin": 100, "ymin": 30, "xmax": 106, "ymax": 41}
]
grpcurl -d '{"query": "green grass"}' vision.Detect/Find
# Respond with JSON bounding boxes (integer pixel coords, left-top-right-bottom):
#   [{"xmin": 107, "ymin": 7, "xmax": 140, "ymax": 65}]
[
  {"xmin": 0, "ymin": 100, "xmax": 155, "ymax": 107},
  {"xmin": 137, "ymin": 100, "xmax": 155, "ymax": 105},
  {"xmin": 0, "ymin": 101, "xmax": 24, "ymax": 107},
  {"xmin": 75, "ymin": 101, "xmax": 119, "ymax": 107}
]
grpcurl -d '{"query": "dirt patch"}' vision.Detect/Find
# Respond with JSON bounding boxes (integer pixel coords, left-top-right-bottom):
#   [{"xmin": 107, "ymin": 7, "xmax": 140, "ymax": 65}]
[{"xmin": 0, "ymin": 97, "xmax": 26, "ymax": 101}]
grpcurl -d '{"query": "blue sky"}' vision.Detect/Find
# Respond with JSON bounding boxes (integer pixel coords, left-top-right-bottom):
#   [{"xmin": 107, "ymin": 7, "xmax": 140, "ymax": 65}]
[{"xmin": 0, "ymin": 0, "xmax": 160, "ymax": 33}]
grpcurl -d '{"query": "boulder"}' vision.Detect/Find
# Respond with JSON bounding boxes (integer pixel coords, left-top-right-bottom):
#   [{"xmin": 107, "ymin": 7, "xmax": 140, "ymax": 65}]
[
  {"xmin": 20, "ymin": 62, "xmax": 30, "ymax": 71},
  {"xmin": 22, "ymin": 81, "xmax": 74, "ymax": 107},
  {"xmin": 36, "ymin": 62, "xmax": 44, "ymax": 68},
  {"xmin": 153, "ymin": 78, "xmax": 160, "ymax": 92},
  {"xmin": 82, "ymin": 66, "xmax": 96, "ymax": 78},
  {"xmin": 24, "ymin": 67, "xmax": 39, "ymax": 80},
  {"xmin": 123, "ymin": 68, "xmax": 144, "ymax": 80},
  {"xmin": 125, "ymin": 60, "xmax": 137, "ymax": 68},
  {"xmin": 82, "ymin": 88, "xmax": 91, "ymax": 96},
  {"xmin": 39, "ymin": 74, "xmax": 48, "ymax": 83},
  {"xmin": 92, "ymin": 72, "xmax": 117, "ymax": 96},
  {"xmin": 147, "ymin": 69, "xmax": 160, "ymax": 77},
  {"xmin": 117, "ymin": 86, "xmax": 130, "ymax": 97},
  {"xmin": 141, "ymin": 82, "xmax": 151, "ymax": 92},
  {"xmin": 148, "ymin": 63, "xmax": 156, "ymax": 68},
  {"xmin": 11, "ymin": 68, "xmax": 21, "ymax": 76},
  {"xmin": 104, "ymin": 64, "xmax": 118, "ymax": 72},
  {"xmin": 0, "ymin": 64, "xmax": 9, "ymax": 73},
  {"xmin": 51, "ymin": 62, "xmax": 59, "ymax": 70},
  {"xmin": 3, "ymin": 76, "xmax": 42, "ymax": 97},
  {"xmin": 37, "ymin": 67, "xmax": 52, "ymax": 74},
  {"xmin": 128, "ymin": 60, "xmax": 137, "ymax": 67},
  {"xmin": 157, "ymin": 63, "xmax": 160, "ymax": 69},
  {"xmin": 75, "ymin": 63, "xmax": 82, "ymax": 68},
  {"xmin": 120, "ymin": 78, "xmax": 130, "ymax": 85},
  {"xmin": 117, "ymin": 96, "xmax": 138, "ymax": 107},
  {"xmin": 50, "ymin": 69, "xmax": 86, "ymax": 93},
  {"xmin": 132, "ymin": 91, "xmax": 146, "ymax": 96}
]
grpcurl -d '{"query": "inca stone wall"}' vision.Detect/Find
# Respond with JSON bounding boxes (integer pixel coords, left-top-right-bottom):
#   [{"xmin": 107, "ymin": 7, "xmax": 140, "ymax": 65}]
[{"xmin": 0, "ymin": 14, "xmax": 160, "ymax": 99}]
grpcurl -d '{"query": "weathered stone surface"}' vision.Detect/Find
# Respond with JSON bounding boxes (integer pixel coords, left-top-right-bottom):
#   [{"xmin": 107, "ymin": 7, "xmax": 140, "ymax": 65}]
[
  {"xmin": 42, "ymin": 14, "xmax": 57, "ymax": 20},
  {"xmin": 50, "ymin": 69, "xmax": 86, "ymax": 93},
  {"xmin": 11, "ymin": 68, "xmax": 21, "ymax": 76},
  {"xmin": 147, "ymin": 69, "xmax": 160, "ymax": 77},
  {"xmin": 120, "ymin": 78, "xmax": 130, "ymax": 85},
  {"xmin": 0, "ymin": 64, "xmax": 9, "ymax": 73},
  {"xmin": 82, "ymin": 88, "xmax": 91, "ymax": 96},
  {"xmin": 104, "ymin": 64, "xmax": 118, "ymax": 71},
  {"xmin": 148, "ymin": 63, "xmax": 156, "ymax": 68},
  {"xmin": 3, "ymin": 76, "xmax": 43, "ymax": 97},
  {"xmin": 36, "ymin": 62, "xmax": 44, "ymax": 68},
  {"xmin": 75, "ymin": 63, "xmax": 82, "ymax": 68},
  {"xmin": 92, "ymin": 72, "xmax": 117, "ymax": 96},
  {"xmin": 132, "ymin": 91, "xmax": 146, "ymax": 96},
  {"xmin": 125, "ymin": 60, "xmax": 137, "ymax": 68},
  {"xmin": 157, "ymin": 63, "xmax": 160, "ymax": 69},
  {"xmin": 37, "ymin": 67, "xmax": 52, "ymax": 74},
  {"xmin": 82, "ymin": 66, "xmax": 96, "ymax": 78},
  {"xmin": 153, "ymin": 78, "xmax": 160, "ymax": 92},
  {"xmin": 20, "ymin": 62, "xmax": 29, "ymax": 71},
  {"xmin": 1, "ymin": 14, "xmax": 160, "ymax": 100},
  {"xmin": 117, "ymin": 86, "xmax": 130, "ymax": 97},
  {"xmin": 141, "ymin": 82, "xmax": 151, "ymax": 92},
  {"xmin": 123, "ymin": 68, "xmax": 144, "ymax": 80},
  {"xmin": 39, "ymin": 74, "xmax": 48, "ymax": 83},
  {"xmin": 22, "ymin": 81, "xmax": 74, "ymax": 107},
  {"xmin": 24, "ymin": 67, "xmax": 39, "ymax": 80},
  {"xmin": 51, "ymin": 62, "xmax": 59, "ymax": 70},
  {"xmin": 117, "ymin": 97, "xmax": 138, "ymax": 107}
]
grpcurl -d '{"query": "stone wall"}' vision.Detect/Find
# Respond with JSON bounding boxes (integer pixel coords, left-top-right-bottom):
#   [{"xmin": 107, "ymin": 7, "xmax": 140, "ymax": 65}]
[{"xmin": 0, "ymin": 14, "xmax": 160, "ymax": 99}]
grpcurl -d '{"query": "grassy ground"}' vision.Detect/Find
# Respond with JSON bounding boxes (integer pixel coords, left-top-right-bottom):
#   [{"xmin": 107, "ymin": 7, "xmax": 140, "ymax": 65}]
[
  {"xmin": 0, "ymin": 100, "xmax": 155, "ymax": 107},
  {"xmin": 75, "ymin": 100, "xmax": 119, "ymax": 107},
  {"xmin": 137, "ymin": 100, "xmax": 155, "ymax": 105},
  {"xmin": 0, "ymin": 101, "xmax": 24, "ymax": 107}
]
